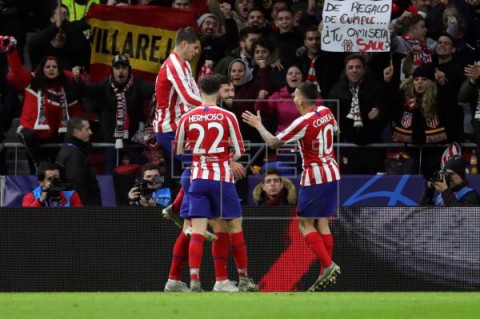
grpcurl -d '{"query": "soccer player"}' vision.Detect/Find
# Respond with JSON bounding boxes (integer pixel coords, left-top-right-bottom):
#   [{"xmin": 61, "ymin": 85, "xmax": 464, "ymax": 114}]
[
  {"xmin": 153, "ymin": 26, "xmax": 202, "ymax": 182},
  {"xmin": 242, "ymin": 82, "xmax": 341, "ymax": 291},
  {"xmin": 174, "ymin": 75, "xmax": 257, "ymax": 292}
]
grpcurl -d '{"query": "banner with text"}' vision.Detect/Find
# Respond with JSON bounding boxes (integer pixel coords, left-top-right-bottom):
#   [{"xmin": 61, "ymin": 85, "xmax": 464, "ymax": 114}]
[
  {"xmin": 322, "ymin": 0, "xmax": 391, "ymax": 52},
  {"xmin": 86, "ymin": 4, "xmax": 198, "ymax": 82}
]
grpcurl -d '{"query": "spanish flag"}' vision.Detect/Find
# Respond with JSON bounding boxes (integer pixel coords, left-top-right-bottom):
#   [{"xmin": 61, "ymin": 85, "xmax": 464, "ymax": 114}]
[{"xmin": 86, "ymin": 4, "xmax": 198, "ymax": 83}]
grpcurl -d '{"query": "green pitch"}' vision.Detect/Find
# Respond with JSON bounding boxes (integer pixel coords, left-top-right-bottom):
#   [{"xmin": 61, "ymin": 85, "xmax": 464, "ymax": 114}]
[{"xmin": 0, "ymin": 292, "xmax": 479, "ymax": 319}]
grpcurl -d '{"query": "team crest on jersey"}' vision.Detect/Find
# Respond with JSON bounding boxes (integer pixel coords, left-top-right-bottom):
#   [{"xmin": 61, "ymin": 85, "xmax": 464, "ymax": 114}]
[{"xmin": 401, "ymin": 112, "xmax": 413, "ymax": 128}]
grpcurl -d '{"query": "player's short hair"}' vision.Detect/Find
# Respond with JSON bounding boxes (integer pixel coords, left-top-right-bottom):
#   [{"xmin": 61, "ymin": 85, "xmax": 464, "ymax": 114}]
[
  {"xmin": 262, "ymin": 168, "xmax": 282, "ymax": 183},
  {"xmin": 175, "ymin": 26, "xmax": 199, "ymax": 46},
  {"xmin": 36, "ymin": 161, "xmax": 61, "ymax": 181},
  {"xmin": 216, "ymin": 74, "xmax": 232, "ymax": 86},
  {"xmin": 297, "ymin": 82, "xmax": 318, "ymax": 102},
  {"xmin": 141, "ymin": 163, "xmax": 161, "ymax": 177},
  {"xmin": 67, "ymin": 117, "xmax": 88, "ymax": 138},
  {"xmin": 199, "ymin": 75, "xmax": 221, "ymax": 95}
]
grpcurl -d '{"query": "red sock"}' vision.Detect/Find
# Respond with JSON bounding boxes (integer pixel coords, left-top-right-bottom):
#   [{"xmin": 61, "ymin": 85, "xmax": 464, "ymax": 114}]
[
  {"xmin": 171, "ymin": 187, "xmax": 184, "ymax": 214},
  {"xmin": 321, "ymin": 234, "xmax": 334, "ymax": 257},
  {"xmin": 189, "ymin": 233, "xmax": 205, "ymax": 282},
  {"xmin": 230, "ymin": 232, "xmax": 248, "ymax": 278},
  {"xmin": 212, "ymin": 232, "xmax": 229, "ymax": 281},
  {"xmin": 304, "ymin": 232, "xmax": 332, "ymax": 268},
  {"xmin": 168, "ymin": 232, "xmax": 189, "ymax": 280},
  {"xmin": 319, "ymin": 234, "xmax": 334, "ymax": 274}
]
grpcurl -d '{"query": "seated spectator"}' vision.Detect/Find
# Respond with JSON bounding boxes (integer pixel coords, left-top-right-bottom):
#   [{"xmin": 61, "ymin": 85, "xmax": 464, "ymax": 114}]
[
  {"xmin": 73, "ymin": 54, "xmax": 153, "ymax": 173},
  {"xmin": 128, "ymin": 163, "xmax": 171, "ymax": 208},
  {"xmin": 28, "ymin": 4, "xmax": 90, "ymax": 71},
  {"xmin": 56, "ymin": 117, "xmax": 102, "ymax": 206},
  {"xmin": 252, "ymin": 169, "xmax": 296, "ymax": 206},
  {"xmin": 1, "ymin": 35, "xmax": 84, "ymax": 173},
  {"xmin": 421, "ymin": 155, "xmax": 480, "ymax": 206},
  {"xmin": 22, "ymin": 161, "xmax": 83, "ymax": 207}
]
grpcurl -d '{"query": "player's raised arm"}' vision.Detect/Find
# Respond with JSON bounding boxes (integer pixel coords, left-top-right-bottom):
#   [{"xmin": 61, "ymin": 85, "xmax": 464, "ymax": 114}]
[{"xmin": 242, "ymin": 111, "xmax": 283, "ymax": 149}]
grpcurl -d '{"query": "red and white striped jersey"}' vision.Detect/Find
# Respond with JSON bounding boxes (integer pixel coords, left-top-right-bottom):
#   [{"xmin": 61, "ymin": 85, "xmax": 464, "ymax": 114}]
[
  {"xmin": 276, "ymin": 105, "xmax": 341, "ymax": 186},
  {"xmin": 153, "ymin": 51, "xmax": 202, "ymax": 133},
  {"xmin": 174, "ymin": 105, "xmax": 245, "ymax": 183}
]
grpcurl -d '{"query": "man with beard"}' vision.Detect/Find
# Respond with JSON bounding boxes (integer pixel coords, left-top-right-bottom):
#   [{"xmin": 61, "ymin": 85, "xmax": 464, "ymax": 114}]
[
  {"xmin": 214, "ymin": 26, "xmax": 262, "ymax": 76},
  {"xmin": 246, "ymin": 7, "xmax": 272, "ymax": 37},
  {"xmin": 197, "ymin": 6, "xmax": 238, "ymax": 76},
  {"xmin": 72, "ymin": 54, "xmax": 154, "ymax": 173}
]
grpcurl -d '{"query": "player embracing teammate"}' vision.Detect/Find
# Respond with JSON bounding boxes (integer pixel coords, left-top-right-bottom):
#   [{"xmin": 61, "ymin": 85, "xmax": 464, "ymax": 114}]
[
  {"xmin": 243, "ymin": 82, "xmax": 341, "ymax": 291},
  {"xmin": 174, "ymin": 75, "xmax": 257, "ymax": 292}
]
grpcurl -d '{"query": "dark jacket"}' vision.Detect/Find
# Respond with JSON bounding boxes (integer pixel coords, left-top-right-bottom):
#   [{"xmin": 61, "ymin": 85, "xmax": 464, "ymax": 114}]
[
  {"xmin": 56, "ymin": 136, "xmax": 102, "ymax": 206},
  {"xmin": 328, "ymin": 73, "xmax": 387, "ymax": 145},
  {"xmin": 296, "ymin": 51, "xmax": 345, "ymax": 99},
  {"xmin": 28, "ymin": 20, "xmax": 91, "ymax": 70},
  {"xmin": 75, "ymin": 76, "xmax": 154, "ymax": 143}
]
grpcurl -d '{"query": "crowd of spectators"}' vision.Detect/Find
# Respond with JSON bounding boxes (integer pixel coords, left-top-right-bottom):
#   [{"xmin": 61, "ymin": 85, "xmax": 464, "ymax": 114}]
[{"xmin": 2, "ymin": 0, "xmax": 480, "ymax": 205}]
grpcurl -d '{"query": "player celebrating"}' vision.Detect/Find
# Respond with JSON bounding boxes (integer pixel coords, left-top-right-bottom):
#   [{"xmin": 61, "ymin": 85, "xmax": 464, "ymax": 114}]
[
  {"xmin": 242, "ymin": 82, "xmax": 341, "ymax": 291},
  {"xmin": 174, "ymin": 75, "xmax": 257, "ymax": 292},
  {"xmin": 153, "ymin": 26, "xmax": 202, "ymax": 182}
]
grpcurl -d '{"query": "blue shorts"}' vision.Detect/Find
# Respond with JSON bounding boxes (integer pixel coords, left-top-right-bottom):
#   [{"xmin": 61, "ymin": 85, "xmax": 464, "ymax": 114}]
[
  {"xmin": 179, "ymin": 169, "xmax": 191, "ymax": 219},
  {"xmin": 155, "ymin": 131, "xmax": 191, "ymax": 163},
  {"xmin": 188, "ymin": 179, "xmax": 242, "ymax": 220},
  {"xmin": 297, "ymin": 181, "xmax": 338, "ymax": 218}
]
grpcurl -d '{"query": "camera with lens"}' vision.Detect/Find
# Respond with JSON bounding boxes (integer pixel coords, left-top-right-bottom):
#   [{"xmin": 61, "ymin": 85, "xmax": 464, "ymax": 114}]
[
  {"xmin": 134, "ymin": 175, "xmax": 164, "ymax": 200},
  {"xmin": 429, "ymin": 170, "xmax": 448, "ymax": 184},
  {"xmin": 42, "ymin": 177, "xmax": 67, "ymax": 198}
]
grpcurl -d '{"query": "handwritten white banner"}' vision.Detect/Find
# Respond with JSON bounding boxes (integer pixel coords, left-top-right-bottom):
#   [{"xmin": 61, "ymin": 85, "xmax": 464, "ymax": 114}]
[{"xmin": 322, "ymin": 0, "xmax": 391, "ymax": 52}]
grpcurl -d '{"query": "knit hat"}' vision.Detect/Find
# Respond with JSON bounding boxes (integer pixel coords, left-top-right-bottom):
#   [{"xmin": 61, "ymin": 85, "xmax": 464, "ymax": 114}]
[
  {"xmin": 197, "ymin": 13, "xmax": 218, "ymax": 27},
  {"xmin": 413, "ymin": 63, "xmax": 435, "ymax": 81},
  {"xmin": 112, "ymin": 54, "xmax": 130, "ymax": 68},
  {"xmin": 444, "ymin": 155, "xmax": 467, "ymax": 179}
]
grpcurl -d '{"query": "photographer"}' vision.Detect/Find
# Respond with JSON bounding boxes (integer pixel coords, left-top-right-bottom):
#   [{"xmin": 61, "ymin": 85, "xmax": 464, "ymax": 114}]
[
  {"xmin": 22, "ymin": 161, "xmax": 82, "ymax": 207},
  {"xmin": 128, "ymin": 163, "xmax": 171, "ymax": 208},
  {"xmin": 421, "ymin": 155, "xmax": 480, "ymax": 206}
]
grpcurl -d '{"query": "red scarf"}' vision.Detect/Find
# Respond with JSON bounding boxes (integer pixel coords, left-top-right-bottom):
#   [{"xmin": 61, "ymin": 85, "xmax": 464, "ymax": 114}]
[{"xmin": 306, "ymin": 57, "xmax": 321, "ymax": 93}]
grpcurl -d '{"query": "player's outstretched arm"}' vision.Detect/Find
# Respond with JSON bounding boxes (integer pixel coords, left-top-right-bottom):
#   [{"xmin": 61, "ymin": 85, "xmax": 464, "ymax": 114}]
[{"xmin": 242, "ymin": 111, "xmax": 283, "ymax": 149}]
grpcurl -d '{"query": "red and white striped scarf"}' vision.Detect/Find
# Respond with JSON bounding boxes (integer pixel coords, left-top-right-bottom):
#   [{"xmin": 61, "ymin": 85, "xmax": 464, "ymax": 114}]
[
  {"xmin": 306, "ymin": 56, "xmax": 321, "ymax": 93},
  {"xmin": 110, "ymin": 75, "xmax": 134, "ymax": 149},
  {"xmin": 402, "ymin": 35, "xmax": 432, "ymax": 65}
]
